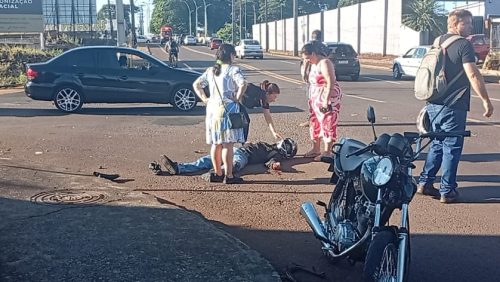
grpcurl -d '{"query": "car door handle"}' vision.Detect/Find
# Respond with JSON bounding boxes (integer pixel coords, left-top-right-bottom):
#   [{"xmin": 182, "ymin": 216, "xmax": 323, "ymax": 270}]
[{"xmin": 119, "ymin": 75, "xmax": 128, "ymax": 80}]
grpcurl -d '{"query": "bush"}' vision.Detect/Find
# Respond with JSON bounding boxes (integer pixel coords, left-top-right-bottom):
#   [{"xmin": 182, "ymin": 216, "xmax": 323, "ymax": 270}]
[{"xmin": 0, "ymin": 45, "xmax": 62, "ymax": 87}]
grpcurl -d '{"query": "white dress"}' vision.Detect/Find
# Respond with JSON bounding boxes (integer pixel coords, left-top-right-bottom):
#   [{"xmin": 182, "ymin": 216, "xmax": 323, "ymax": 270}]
[{"xmin": 198, "ymin": 65, "xmax": 246, "ymax": 144}]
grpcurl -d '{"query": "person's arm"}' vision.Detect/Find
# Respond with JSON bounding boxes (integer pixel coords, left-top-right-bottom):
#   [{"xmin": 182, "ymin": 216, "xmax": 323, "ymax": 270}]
[
  {"xmin": 262, "ymin": 108, "xmax": 282, "ymax": 139},
  {"xmin": 319, "ymin": 59, "xmax": 337, "ymax": 109},
  {"xmin": 193, "ymin": 71, "xmax": 209, "ymax": 103},
  {"xmin": 231, "ymin": 66, "xmax": 248, "ymax": 102},
  {"xmin": 463, "ymin": 62, "xmax": 494, "ymax": 117}
]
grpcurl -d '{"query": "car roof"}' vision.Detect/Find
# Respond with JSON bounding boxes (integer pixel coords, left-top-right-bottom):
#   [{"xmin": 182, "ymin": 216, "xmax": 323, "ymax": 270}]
[
  {"xmin": 67, "ymin": 46, "xmax": 145, "ymax": 53},
  {"xmin": 323, "ymin": 41, "xmax": 354, "ymax": 46}
]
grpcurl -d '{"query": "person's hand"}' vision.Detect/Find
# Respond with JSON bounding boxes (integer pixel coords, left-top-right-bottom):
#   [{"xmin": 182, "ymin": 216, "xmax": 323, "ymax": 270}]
[
  {"xmin": 271, "ymin": 162, "xmax": 281, "ymax": 171},
  {"xmin": 320, "ymin": 102, "xmax": 330, "ymax": 114},
  {"xmin": 483, "ymin": 100, "xmax": 494, "ymax": 118},
  {"xmin": 272, "ymin": 131, "xmax": 283, "ymax": 140}
]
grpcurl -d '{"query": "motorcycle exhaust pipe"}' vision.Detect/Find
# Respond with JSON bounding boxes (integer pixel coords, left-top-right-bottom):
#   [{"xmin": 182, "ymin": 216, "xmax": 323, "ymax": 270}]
[{"xmin": 300, "ymin": 202, "xmax": 330, "ymax": 243}]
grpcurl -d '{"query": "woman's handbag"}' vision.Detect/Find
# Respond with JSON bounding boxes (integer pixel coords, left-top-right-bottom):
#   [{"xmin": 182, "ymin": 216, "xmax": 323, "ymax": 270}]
[{"xmin": 213, "ymin": 76, "xmax": 247, "ymax": 129}]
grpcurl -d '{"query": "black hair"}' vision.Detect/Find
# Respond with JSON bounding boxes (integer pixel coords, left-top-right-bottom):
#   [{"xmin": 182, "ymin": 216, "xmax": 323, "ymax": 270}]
[
  {"xmin": 260, "ymin": 80, "xmax": 280, "ymax": 94},
  {"xmin": 213, "ymin": 43, "xmax": 236, "ymax": 76},
  {"xmin": 301, "ymin": 41, "xmax": 327, "ymax": 57},
  {"xmin": 311, "ymin": 29, "xmax": 322, "ymax": 42}
]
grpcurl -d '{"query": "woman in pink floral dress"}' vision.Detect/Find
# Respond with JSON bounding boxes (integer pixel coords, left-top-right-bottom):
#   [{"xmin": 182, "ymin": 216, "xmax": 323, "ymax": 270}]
[{"xmin": 301, "ymin": 41, "xmax": 342, "ymax": 160}]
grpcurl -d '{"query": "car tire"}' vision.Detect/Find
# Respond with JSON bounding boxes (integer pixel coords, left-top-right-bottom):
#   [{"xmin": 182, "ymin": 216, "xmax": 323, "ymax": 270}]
[
  {"xmin": 258, "ymin": 56, "xmax": 263, "ymax": 59},
  {"xmin": 171, "ymin": 85, "xmax": 197, "ymax": 111},
  {"xmin": 53, "ymin": 85, "xmax": 84, "ymax": 113},
  {"xmin": 146, "ymin": 40, "xmax": 150, "ymax": 43},
  {"xmin": 393, "ymin": 65, "xmax": 402, "ymax": 80},
  {"xmin": 351, "ymin": 73, "xmax": 360, "ymax": 81}
]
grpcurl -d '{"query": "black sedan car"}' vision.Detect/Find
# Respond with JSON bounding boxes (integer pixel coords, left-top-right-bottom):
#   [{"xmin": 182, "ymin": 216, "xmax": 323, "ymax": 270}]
[
  {"xmin": 324, "ymin": 42, "xmax": 360, "ymax": 81},
  {"xmin": 25, "ymin": 46, "xmax": 201, "ymax": 112}
]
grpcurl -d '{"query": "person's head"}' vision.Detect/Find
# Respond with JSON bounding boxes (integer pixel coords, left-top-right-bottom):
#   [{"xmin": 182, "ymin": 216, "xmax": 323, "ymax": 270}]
[
  {"xmin": 311, "ymin": 29, "xmax": 322, "ymax": 42},
  {"xmin": 213, "ymin": 43, "xmax": 236, "ymax": 76},
  {"xmin": 301, "ymin": 41, "xmax": 325, "ymax": 65},
  {"xmin": 118, "ymin": 55, "xmax": 127, "ymax": 67},
  {"xmin": 447, "ymin": 9, "xmax": 473, "ymax": 37},
  {"xmin": 260, "ymin": 80, "xmax": 280, "ymax": 103},
  {"xmin": 277, "ymin": 138, "xmax": 298, "ymax": 158}
]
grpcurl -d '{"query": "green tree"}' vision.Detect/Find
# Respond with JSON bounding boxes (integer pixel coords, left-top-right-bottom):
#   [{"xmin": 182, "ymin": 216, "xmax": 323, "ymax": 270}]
[
  {"xmin": 337, "ymin": 0, "xmax": 371, "ymax": 8},
  {"xmin": 216, "ymin": 23, "xmax": 240, "ymax": 42},
  {"xmin": 402, "ymin": 0, "xmax": 446, "ymax": 33}
]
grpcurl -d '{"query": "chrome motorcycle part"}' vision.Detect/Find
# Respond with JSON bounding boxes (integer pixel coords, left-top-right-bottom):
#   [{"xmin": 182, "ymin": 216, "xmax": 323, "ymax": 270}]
[
  {"xmin": 334, "ymin": 220, "xmax": 358, "ymax": 252},
  {"xmin": 373, "ymin": 157, "xmax": 394, "ymax": 186},
  {"xmin": 300, "ymin": 202, "xmax": 330, "ymax": 243}
]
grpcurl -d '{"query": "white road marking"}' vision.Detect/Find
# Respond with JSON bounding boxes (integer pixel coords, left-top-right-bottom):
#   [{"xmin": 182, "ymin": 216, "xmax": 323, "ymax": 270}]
[
  {"xmin": 363, "ymin": 76, "xmax": 402, "ymax": 85},
  {"xmin": 279, "ymin": 60, "xmax": 296, "ymax": 65},
  {"xmin": 183, "ymin": 63, "xmax": 193, "ymax": 70},
  {"xmin": 472, "ymin": 95, "xmax": 500, "ymax": 103},
  {"xmin": 467, "ymin": 117, "xmax": 500, "ymax": 129},
  {"xmin": 344, "ymin": 94, "xmax": 386, "ymax": 103}
]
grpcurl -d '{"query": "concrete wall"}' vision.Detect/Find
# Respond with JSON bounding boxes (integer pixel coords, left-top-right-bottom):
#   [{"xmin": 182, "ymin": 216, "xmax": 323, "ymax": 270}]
[{"xmin": 252, "ymin": 0, "xmax": 421, "ymax": 56}]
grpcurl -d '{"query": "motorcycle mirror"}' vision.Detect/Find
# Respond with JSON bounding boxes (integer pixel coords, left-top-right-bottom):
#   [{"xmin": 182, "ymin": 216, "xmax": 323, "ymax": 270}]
[{"xmin": 367, "ymin": 106, "xmax": 375, "ymax": 124}]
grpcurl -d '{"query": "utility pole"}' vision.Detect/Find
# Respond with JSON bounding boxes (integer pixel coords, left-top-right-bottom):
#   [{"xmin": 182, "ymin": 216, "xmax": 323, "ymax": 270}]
[
  {"xmin": 239, "ymin": 0, "xmax": 243, "ymax": 40},
  {"xmin": 130, "ymin": 0, "xmax": 137, "ymax": 47},
  {"xmin": 265, "ymin": 0, "xmax": 268, "ymax": 52},
  {"xmin": 107, "ymin": 0, "xmax": 114, "ymax": 40},
  {"xmin": 293, "ymin": 0, "xmax": 298, "ymax": 56},
  {"xmin": 232, "ymin": 0, "xmax": 235, "ymax": 44},
  {"xmin": 116, "ymin": 0, "xmax": 126, "ymax": 46},
  {"xmin": 89, "ymin": 0, "xmax": 93, "ymax": 37},
  {"xmin": 182, "ymin": 0, "xmax": 192, "ymax": 35}
]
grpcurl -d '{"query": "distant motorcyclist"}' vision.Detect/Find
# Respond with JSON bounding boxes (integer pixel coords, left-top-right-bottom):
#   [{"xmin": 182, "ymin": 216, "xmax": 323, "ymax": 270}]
[{"xmin": 165, "ymin": 37, "xmax": 179, "ymax": 64}]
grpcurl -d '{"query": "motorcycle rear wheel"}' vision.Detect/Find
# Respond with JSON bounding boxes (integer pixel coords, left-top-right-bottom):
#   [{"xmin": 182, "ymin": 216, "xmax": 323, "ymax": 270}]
[{"xmin": 363, "ymin": 230, "xmax": 406, "ymax": 282}]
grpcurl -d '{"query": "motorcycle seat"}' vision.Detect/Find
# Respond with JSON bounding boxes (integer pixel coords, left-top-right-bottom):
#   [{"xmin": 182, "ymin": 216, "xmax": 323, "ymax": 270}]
[{"xmin": 335, "ymin": 138, "xmax": 374, "ymax": 172}]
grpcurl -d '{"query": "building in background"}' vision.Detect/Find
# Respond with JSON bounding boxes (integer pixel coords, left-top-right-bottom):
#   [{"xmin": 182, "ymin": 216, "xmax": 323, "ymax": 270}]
[{"xmin": 43, "ymin": 0, "xmax": 97, "ymax": 33}]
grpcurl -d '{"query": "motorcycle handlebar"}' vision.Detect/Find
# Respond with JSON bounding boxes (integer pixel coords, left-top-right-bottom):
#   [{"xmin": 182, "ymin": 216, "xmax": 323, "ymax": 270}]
[
  {"xmin": 404, "ymin": 131, "xmax": 471, "ymax": 140},
  {"xmin": 345, "ymin": 144, "xmax": 372, "ymax": 158}
]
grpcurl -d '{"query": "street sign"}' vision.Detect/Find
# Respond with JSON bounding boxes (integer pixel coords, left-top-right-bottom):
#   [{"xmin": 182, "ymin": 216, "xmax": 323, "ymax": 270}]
[{"xmin": 0, "ymin": 1, "xmax": 43, "ymax": 32}]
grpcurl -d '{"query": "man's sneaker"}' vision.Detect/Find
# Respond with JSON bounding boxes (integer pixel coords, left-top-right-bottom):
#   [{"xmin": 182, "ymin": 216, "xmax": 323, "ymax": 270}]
[
  {"xmin": 160, "ymin": 155, "xmax": 178, "ymax": 175},
  {"xmin": 224, "ymin": 176, "xmax": 243, "ymax": 184},
  {"xmin": 440, "ymin": 190, "xmax": 459, "ymax": 204},
  {"xmin": 148, "ymin": 162, "xmax": 162, "ymax": 175},
  {"xmin": 416, "ymin": 183, "xmax": 440, "ymax": 197},
  {"xmin": 201, "ymin": 172, "xmax": 224, "ymax": 183}
]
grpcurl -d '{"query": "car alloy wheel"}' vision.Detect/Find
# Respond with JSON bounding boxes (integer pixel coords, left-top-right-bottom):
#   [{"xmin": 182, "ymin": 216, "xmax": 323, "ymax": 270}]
[
  {"xmin": 54, "ymin": 86, "xmax": 83, "ymax": 112},
  {"xmin": 172, "ymin": 86, "xmax": 197, "ymax": 111}
]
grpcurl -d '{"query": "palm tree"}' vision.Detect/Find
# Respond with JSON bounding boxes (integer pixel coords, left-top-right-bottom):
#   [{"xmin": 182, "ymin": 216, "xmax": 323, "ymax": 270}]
[{"xmin": 402, "ymin": 0, "xmax": 447, "ymax": 44}]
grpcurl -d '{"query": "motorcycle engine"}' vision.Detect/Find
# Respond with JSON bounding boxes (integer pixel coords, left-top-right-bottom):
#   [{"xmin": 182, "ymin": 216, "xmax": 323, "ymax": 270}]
[{"xmin": 333, "ymin": 220, "xmax": 358, "ymax": 252}]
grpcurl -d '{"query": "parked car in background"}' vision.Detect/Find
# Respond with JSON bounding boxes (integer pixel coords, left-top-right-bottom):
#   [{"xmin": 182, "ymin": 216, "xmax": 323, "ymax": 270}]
[
  {"xmin": 324, "ymin": 42, "xmax": 361, "ymax": 81},
  {"xmin": 466, "ymin": 34, "xmax": 490, "ymax": 62},
  {"xmin": 210, "ymin": 38, "xmax": 222, "ymax": 50},
  {"xmin": 392, "ymin": 46, "xmax": 430, "ymax": 79},
  {"xmin": 136, "ymin": 35, "xmax": 150, "ymax": 43},
  {"xmin": 24, "ymin": 46, "xmax": 202, "ymax": 112},
  {"xmin": 235, "ymin": 39, "xmax": 263, "ymax": 59},
  {"xmin": 184, "ymin": 35, "xmax": 197, "ymax": 45}
]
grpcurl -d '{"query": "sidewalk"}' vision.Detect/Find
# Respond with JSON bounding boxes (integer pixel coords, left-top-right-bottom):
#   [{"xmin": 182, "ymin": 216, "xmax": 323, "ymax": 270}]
[{"xmin": 0, "ymin": 161, "xmax": 280, "ymax": 281}]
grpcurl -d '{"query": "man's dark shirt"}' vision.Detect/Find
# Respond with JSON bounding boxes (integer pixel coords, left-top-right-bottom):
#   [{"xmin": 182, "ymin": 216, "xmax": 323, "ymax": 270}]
[
  {"xmin": 432, "ymin": 34, "xmax": 475, "ymax": 111},
  {"xmin": 241, "ymin": 83, "xmax": 270, "ymax": 109},
  {"xmin": 240, "ymin": 142, "xmax": 285, "ymax": 167}
]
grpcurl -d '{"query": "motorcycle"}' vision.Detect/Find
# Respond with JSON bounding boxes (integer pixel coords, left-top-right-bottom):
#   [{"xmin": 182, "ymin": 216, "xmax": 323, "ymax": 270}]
[{"xmin": 300, "ymin": 106, "xmax": 470, "ymax": 281}]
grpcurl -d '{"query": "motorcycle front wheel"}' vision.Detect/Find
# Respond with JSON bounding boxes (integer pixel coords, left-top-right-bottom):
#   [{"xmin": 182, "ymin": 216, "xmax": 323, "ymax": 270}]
[{"xmin": 363, "ymin": 230, "xmax": 407, "ymax": 282}]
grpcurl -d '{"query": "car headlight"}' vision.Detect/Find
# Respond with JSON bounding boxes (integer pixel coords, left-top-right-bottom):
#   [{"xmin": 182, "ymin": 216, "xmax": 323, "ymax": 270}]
[{"xmin": 372, "ymin": 157, "xmax": 394, "ymax": 186}]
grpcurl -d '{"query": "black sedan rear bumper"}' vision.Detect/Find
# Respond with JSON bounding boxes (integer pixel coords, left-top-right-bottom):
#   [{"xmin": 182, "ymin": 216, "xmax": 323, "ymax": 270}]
[{"xmin": 25, "ymin": 82, "xmax": 54, "ymax": 101}]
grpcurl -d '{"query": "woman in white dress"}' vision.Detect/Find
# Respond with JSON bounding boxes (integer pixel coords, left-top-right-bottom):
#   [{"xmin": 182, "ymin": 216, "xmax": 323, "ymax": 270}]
[{"xmin": 193, "ymin": 44, "xmax": 247, "ymax": 184}]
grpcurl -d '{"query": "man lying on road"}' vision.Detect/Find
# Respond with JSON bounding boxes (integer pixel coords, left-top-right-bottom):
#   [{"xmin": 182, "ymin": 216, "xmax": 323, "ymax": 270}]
[{"xmin": 150, "ymin": 138, "xmax": 298, "ymax": 182}]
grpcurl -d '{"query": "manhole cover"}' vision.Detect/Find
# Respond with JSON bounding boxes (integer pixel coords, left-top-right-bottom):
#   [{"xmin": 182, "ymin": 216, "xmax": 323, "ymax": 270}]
[{"xmin": 30, "ymin": 190, "xmax": 108, "ymax": 206}]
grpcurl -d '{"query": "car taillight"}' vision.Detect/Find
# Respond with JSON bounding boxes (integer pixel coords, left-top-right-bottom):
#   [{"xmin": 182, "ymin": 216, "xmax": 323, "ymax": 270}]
[{"xmin": 26, "ymin": 68, "xmax": 38, "ymax": 80}]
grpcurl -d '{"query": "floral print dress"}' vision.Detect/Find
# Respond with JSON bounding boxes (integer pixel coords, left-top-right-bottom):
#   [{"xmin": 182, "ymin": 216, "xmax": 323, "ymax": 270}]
[
  {"xmin": 307, "ymin": 61, "xmax": 342, "ymax": 142},
  {"xmin": 198, "ymin": 65, "xmax": 246, "ymax": 144}
]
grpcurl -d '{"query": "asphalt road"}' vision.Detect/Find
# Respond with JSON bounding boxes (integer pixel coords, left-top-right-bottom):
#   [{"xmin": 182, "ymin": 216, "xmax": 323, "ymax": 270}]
[{"xmin": 1, "ymin": 44, "xmax": 500, "ymax": 281}]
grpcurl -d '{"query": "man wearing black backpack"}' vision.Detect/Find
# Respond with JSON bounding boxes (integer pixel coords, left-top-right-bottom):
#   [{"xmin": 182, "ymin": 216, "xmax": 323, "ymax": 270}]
[{"xmin": 417, "ymin": 9, "xmax": 494, "ymax": 203}]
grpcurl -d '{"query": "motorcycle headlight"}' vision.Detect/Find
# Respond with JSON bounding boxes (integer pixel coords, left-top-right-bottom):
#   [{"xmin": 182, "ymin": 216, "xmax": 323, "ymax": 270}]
[{"xmin": 372, "ymin": 157, "xmax": 394, "ymax": 186}]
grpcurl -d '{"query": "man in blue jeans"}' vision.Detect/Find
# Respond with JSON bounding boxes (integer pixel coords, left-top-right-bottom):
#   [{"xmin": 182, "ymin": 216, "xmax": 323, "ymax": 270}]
[
  {"xmin": 153, "ymin": 138, "xmax": 298, "ymax": 182},
  {"xmin": 417, "ymin": 9, "xmax": 493, "ymax": 203}
]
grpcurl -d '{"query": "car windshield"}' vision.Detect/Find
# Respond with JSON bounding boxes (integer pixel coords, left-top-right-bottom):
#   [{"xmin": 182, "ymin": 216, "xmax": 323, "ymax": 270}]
[
  {"xmin": 244, "ymin": 40, "xmax": 260, "ymax": 45},
  {"xmin": 213, "ymin": 39, "xmax": 222, "ymax": 44},
  {"xmin": 328, "ymin": 44, "xmax": 356, "ymax": 56}
]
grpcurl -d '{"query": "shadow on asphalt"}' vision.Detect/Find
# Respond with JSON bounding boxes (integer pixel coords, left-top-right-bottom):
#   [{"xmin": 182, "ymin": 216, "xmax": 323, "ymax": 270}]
[
  {"xmin": 418, "ymin": 152, "xmax": 500, "ymax": 163},
  {"xmin": 216, "ymin": 223, "xmax": 500, "ymax": 282},
  {"xmin": 0, "ymin": 105, "xmax": 303, "ymax": 117}
]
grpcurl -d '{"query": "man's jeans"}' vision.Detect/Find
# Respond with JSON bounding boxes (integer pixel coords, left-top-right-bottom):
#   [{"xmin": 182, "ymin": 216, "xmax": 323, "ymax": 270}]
[
  {"xmin": 418, "ymin": 104, "xmax": 467, "ymax": 195},
  {"xmin": 177, "ymin": 147, "xmax": 250, "ymax": 174}
]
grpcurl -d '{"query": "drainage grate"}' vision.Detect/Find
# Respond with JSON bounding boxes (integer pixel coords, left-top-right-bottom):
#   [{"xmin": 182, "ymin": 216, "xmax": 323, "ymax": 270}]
[{"xmin": 30, "ymin": 190, "xmax": 108, "ymax": 206}]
